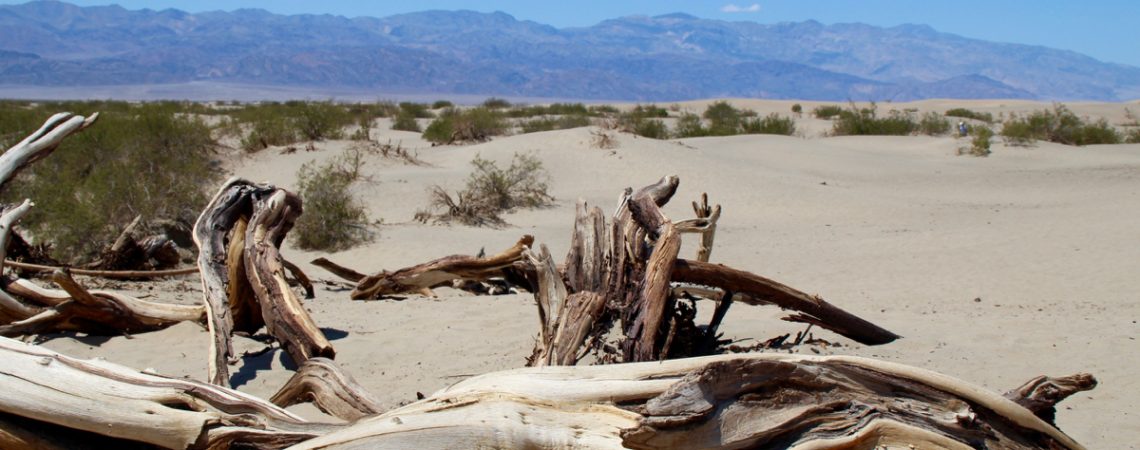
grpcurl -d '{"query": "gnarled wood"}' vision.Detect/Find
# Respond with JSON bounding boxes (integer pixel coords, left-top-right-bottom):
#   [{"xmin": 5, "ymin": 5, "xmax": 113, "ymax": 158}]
[
  {"xmin": 0, "ymin": 112, "xmax": 98, "ymax": 191},
  {"xmin": 672, "ymin": 259, "xmax": 901, "ymax": 345},
  {"xmin": 0, "ymin": 336, "xmax": 334, "ymax": 449},
  {"xmin": 1004, "ymin": 373, "xmax": 1098, "ymax": 425},
  {"xmin": 271, "ymin": 357, "xmax": 384, "ymax": 422},
  {"xmin": 309, "ymin": 257, "xmax": 367, "ymax": 283},
  {"xmin": 244, "ymin": 189, "xmax": 334, "ymax": 366},
  {"xmin": 349, "ymin": 235, "xmax": 534, "ymax": 299}
]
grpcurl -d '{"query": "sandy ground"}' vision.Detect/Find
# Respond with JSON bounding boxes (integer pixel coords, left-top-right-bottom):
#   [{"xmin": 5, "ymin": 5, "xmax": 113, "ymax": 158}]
[{"xmin": 31, "ymin": 99, "xmax": 1140, "ymax": 448}]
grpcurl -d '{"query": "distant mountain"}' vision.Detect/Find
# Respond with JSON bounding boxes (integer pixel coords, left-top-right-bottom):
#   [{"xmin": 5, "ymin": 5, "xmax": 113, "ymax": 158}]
[{"xmin": 1, "ymin": 1, "xmax": 1137, "ymax": 101}]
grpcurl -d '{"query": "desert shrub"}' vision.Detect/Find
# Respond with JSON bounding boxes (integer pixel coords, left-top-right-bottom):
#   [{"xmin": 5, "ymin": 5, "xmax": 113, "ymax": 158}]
[
  {"xmin": 740, "ymin": 113, "xmax": 796, "ymax": 136},
  {"xmin": 1001, "ymin": 104, "xmax": 1121, "ymax": 146},
  {"xmin": 831, "ymin": 103, "xmax": 917, "ymax": 136},
  {"xmin": 630, "ymin": 104, "xmax": 669, "ymax": 118},
  {"xmin": 431, "ymin": 100, "xmax": 454, "ymax": 109},
  {"xmin": 944, "ymin": 108, "xmax": 994, "ymax": 123},
  {"xmin": 519, "ymin": 114, "xmax": 591, "ymax": 133},
  {"xmin": 919, "ymin": 112, "xmax": 951, "ymax": 136},
  {"xmin": 813, "ymin": 105, "xmax": 844, "ymax": 119},
  {"xmin": 591, "ymin": 130, "xmax": 617, "ymax": 149},
  {"xmin": 422, "ymin": 107, "xmax": 507, "ymax": 144},
  {"xmin": 426, "ymin": 152, "xmax": 553, "ymax": 226},
  {"xmin": 290, "ymin": 101, "xmax": 349, "ymax": 141},
  {"xmin": 791, "ymin": 103, "xmax": 803, "ymax": 116},
  {"xmin": 292, "ymin": 149, "xmax": 374, "ymax": 251},
  {"xmin": 3, "ymin": 104, "xmax": 219, "ymax": 261},
  {"xmin": 588, "ymin": 104, "xmax": 620, "ymax": 116},
  {"xmin": 1125, "ymin": 128, "xmax": 1140, "ymax": 144},
  {"xmin": 616, "ymin": 105, "xmax": 669, "ymax": 139},
  {"xmin": 960, "ymin": 126, "xmax": 994, "ymax": 157},
  {"xmin": 391, "ymin": 111, "xmax": 422, "ymax": 132},
  {"xmin": 482, "ymin": 97, "xmax": 512, "ymax": 109},
  {"xmin": 398, "ymin": 102, "xmax": 435, "ymax": 119},
  {"xmin": 673, "ymin": 113, "xmax": 707, "ymax": 138},
  {"xmin": 702, "ymin": 101, "xmax": 745, "ymax": 136}
]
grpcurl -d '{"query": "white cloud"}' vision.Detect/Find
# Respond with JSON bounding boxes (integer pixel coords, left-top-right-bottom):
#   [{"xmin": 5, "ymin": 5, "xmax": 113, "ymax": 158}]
[{"xmin": 720, "ymin": 3, "xmax": 761, "ymax": 13}]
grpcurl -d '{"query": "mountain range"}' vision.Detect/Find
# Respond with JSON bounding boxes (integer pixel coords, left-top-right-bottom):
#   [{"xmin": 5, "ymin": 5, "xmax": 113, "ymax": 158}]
[{"xmin": 1, "ymin": 1, "xmax": 1138, "ymax": 101}]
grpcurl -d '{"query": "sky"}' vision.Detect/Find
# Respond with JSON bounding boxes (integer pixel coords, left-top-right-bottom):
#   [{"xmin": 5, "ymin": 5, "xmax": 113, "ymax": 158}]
[{"xmin": 16, "ymin": 0, "xmax": 1140, "ymax": 67}]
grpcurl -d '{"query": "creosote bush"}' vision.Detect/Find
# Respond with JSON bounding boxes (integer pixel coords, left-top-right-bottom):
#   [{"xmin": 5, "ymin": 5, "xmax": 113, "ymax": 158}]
[
  {"xmin": 944, "ymin": 108, "xmax": 994, "ymax": 124},
  {"xmin": 741, "ymin": 113, "xmax": 797, "ymax": 136},
  {"xmin": 422, "ymin": 107, "xmax": 508, "ymax": 144},
  {"xmin": 425, "ymin": 152, "xmax": 553, "ymax": 226},
  {"xmin": 391, "ymin": 111, "xmax": 422, "ymax": 132},
  {"xmin": 831, "ymin": 103, "xmax": 917, "ymax": 136},
  {"xmin": 919, "ymin": 112, "xmax": 951, "ymax": 136},
  {"xmin": 1, "ymin": 103, "xmax": 219, "ymax": 262},
  {"xmin": 292, "ymin": 148, "xmax": 374, "ymax": 251},
  {"xmin": 813, "ymin": 105, "xmax": 844, "ymax": 119},
  {"xmin": 1001, "ymin": 104, "xmax": 1121, "ymax": 146},
  {"xmin": 960, "ymin": 126, "xmax": 994, "ymax": 157}
]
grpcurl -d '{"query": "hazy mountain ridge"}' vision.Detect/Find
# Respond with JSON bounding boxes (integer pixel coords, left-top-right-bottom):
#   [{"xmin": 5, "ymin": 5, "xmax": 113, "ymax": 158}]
[{"xmin": 0, "ymin": 1, "xmax": 1136, "ymax": 101}]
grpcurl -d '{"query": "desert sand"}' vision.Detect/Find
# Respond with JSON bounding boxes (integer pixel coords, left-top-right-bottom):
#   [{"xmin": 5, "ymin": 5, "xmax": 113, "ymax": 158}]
[{"xmin": 34, "ymin": 99, "xmax": 1139, "ymax": 448}]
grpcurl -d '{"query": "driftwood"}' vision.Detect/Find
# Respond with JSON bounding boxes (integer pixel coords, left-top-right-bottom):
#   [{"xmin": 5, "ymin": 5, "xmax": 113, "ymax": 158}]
[
  {"xmin": 344, "ymin": 235, "xmax": 534, "ymax": 299},
  {"xmin": 0, "ymin": 335, "xmax": 1091, "ymax": 449},
  {"xmin": 194, "ymin": 177, "xmax": 333, "ymax": 386}
]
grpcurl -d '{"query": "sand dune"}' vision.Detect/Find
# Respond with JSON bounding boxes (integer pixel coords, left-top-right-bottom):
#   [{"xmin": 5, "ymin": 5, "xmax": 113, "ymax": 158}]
[{"xmin": 37, "ymin": 99, "xmax": 1140, "ymax": 448}]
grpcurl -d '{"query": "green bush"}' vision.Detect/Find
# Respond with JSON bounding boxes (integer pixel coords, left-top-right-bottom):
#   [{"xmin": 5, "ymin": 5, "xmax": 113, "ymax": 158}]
[
  {"xmin": 918, "ymin": 112, "xmax": 951, "ymax": 136},
  {"xmin": 831, "ymin": 103, "xmax": 917, "ymax": 136},
  {"xmin": 944, "ymin": 108, "xmax": 994, "ymax": 123},
  {"xmin": 291, "ymin": 101, "xmax": 349, "ymax": 141},
  {"xmin": 426, "ymin": 152, "xmax": 553, "ymax": 226},
  {"xmin": 422, "ymin": 107, "xmax": 507, "ymax": 144},
  {"xmin": 292, "ymin": 149, "xmax": 374, "ymax": 251},
  {"xmin": 702, "ymin": 101, "xmax": 744, "ymax": 136},
  {"xmin": 519, "ymin": 114, "xmax": 591, "ymax": 133},
  {"xmin": 740, "ymin": 113, "xmax": 796, "ymax": 136},
  {"xmin": 630, "ymin": 104, "xmax": 669, "ymax": 118},
  {"xmin": 673, "ymin": 113, "xmax": 707, "ymax": 138},
  {"xmin": 3, "ymin": 104, "xmax": 219, "ymax": 261},
  {"xmin": 616, "ymin": 105, "xmax": 670, "ymax": 139},
  {"xmin": 398, "ymin": 102, "xmax": 435, "ymax": 119},
  {"xmin": 1001, "ymin": 104, "xmax": 1121, "ymax": 146},
  {"xmin": 632, "ymin": 118, "xmax": 669, "ymax": 139},
  {"xmin": 588, "ymin": 104, "xmax": 620, "ymax": 116},
  {"xmin": 482, "ymin": 97, "xmax": 512, "ymax": 109},
  {"xmin": 431, "ymin": 100, "xmax": 454, "ymax": 109},
  {"xmin": 960, "ymin": 126, "xmax": 993, "ymax": 157},
  {"xmin": 791, "ymin": 103, "xmax": 803, "ymax": 116},
  {"xmin": 813, "ymin": 105, "xmax": 844, "ymax": 119},
  {"xmin": 391, "ymin": 111, "xmax": 422, "ymax": 132}
]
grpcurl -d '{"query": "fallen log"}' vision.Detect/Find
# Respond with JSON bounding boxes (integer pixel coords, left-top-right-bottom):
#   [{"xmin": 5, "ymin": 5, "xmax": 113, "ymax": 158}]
[
  {"xmin": 0, "ymin": 335, "xmax": 1092, "ymax": 449},
  {"xmin": 348, "ymin": 235, "xmax": 534, "ymax": 299}
]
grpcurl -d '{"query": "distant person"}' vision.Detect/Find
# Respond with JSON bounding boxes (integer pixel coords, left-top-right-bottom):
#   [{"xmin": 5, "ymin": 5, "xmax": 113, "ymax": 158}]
[{"xmin": 958, "ymin": 121, "xmax": 968, "ymax": 137}]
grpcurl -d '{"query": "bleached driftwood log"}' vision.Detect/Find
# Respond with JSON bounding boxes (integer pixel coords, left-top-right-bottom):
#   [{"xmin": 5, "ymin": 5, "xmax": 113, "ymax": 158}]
[
  {"xmin": 0, "ymin": 335, "xmax": 1092, "ymax": 449},
  {"xmin": 340, "ymin": 235, "xmax": 534, "ymax": 299},
  {"xmin": 194, "ymin": 177, "xmax": 333, "ymax": 386}
]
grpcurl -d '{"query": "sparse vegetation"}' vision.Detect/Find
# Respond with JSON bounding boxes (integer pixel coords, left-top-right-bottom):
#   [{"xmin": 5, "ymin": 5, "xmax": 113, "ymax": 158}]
[
  {"xmin": 1001, "ymin": 104, "xmax": 1121, "ymax": 146},
  {"xmin": 740, "ymin": 113, "xmax": 797, "ymax": 136},
  {"xmin": 831, "ymin": 103, "xmax": 917, "ymax": 136},
  {"xmin": 422, "ymin": 107, "xmax": 508, "ymax": 144},
  {"xmin": 423, "ymin": 152, "xmax": 553, "ymax": 226},
  {"xmin": 918, "ymin": 112, "xmax": 951, "ymax": 136},
  {"xmin": 482, "ymin": 97, "xmax": 512, "ymax": 109},
  {"xmin": 591, "ymin": 130, "xmax": 617, "ymax": 149},
  {"xmin": 673, "ymin": 113, "xmax": 707, "ymax": 138},
  {"xmin": 519, "ymin": 115, "xmax": 591, "ymax": 133},
  {"xmin": 398, "ymin": 102, "xmax": 435, "ymax": 119},
  {"xmin": 960, "ymin": 126, "xmax": 994, "ymax": 157},
  {"xmin": 292, "ymin": 148, "xmax": 374, "ymax": 251},
  {"xmin": 616, "ymin": 105, "xmax": 670, "ymax": 139},
  {"xmin": 813, "ymin": 104, "xmax": 844, "ymax": 119},
  {"xmin": 391, "ymin": 111, "xmax": 422, "ymax": 132},
  {"xmin": 791, "ymin": 103, "xmax": 803, "ymax": 117},
  {"xmin": 944, "ymin": 108, "xmax": 994, "ymax": 124},
  {"xmin": 431, "ymin": 100, "xmax": 454, "ymax": 109},
  {"xmin": 1, "ymin": 102, "xmax": 219, "ymax": 262}
]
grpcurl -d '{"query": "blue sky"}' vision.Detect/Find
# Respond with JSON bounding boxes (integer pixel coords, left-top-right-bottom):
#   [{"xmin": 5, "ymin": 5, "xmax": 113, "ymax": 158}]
[{"xmin": 22, "ymin": 0, "xmax": 1140, "ymax": 66}]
